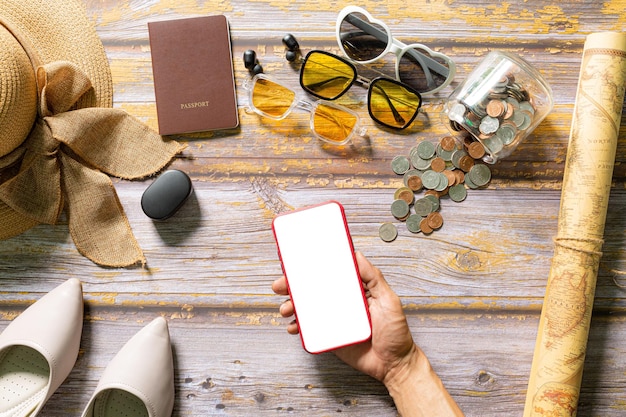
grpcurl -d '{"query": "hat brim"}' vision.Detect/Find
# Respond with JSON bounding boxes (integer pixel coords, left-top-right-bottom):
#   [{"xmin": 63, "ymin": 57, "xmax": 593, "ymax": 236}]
[{"xmin": 0, "ymin": 0, "xmax": 113, "ymax": 109}]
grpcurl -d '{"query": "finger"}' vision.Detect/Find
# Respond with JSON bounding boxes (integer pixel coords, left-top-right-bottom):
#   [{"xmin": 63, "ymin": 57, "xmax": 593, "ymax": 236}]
[
  {"xmin": 279, "ymin": 299, "xmax": 294, "ymax": 317},
  {"xmin": 272, "ymin": 276, "xmax": 289, "ymax": 295},
  {"xmin": 355, "ymin": 251, "xmax": 391, "ymax": 297},
  {"xmin": 287, "ymin": 320, "xmax": 300, "ymax": 335},
  {"xmin": 355, "ymin": 251, "xmax": 383, "ymax": 285}
]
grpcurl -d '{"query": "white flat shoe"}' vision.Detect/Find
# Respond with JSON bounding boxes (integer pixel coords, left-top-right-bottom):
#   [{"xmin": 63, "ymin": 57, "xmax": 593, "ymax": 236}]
[
  {"xmin": 81, "ymin": 317, "xmax": 175, "ymax": 417},
  {"xmin": 0, "ymin": 278, "xmax": 84, "ymax": 417}
]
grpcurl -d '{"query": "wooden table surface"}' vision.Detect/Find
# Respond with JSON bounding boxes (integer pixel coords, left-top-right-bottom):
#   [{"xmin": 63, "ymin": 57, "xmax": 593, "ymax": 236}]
[{"xmin": 2, "ymin": 1, "xmax": 626, "ymax": 416}]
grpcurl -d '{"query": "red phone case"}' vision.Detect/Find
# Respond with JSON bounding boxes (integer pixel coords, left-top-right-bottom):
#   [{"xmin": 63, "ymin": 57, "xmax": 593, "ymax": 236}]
[{"xmin": 272, "ymin": 201, "xmax": 372, "ymax": 354}]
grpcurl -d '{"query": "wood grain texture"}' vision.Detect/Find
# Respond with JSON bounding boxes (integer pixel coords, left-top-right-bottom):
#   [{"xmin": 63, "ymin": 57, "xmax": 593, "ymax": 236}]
[{"xmin": 2, "ymin": 0, "xmax": 626, "ymax": 415}]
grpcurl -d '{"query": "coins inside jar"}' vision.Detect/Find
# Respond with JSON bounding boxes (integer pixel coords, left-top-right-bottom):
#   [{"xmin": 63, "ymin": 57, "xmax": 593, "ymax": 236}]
[
  {"xmin": 382, "ymin": 135, "xmax": 492, "ymax": 241},
  {"xmin": 445, "ymin": 51, "xmax": 553, "ymax": 164}
]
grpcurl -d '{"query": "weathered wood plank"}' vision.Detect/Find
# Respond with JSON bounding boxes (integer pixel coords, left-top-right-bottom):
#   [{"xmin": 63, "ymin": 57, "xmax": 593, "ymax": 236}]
[
  {"xmin": 0, "ymin": 306, "xmax": 621, "ymax": 416},
  {"xmin": 2, "ymin": 185, "xmax": 626, "ymax": 310},
  {"xmin": 2, "ymin": 0, "xmax": 626, "ymax": 415}
]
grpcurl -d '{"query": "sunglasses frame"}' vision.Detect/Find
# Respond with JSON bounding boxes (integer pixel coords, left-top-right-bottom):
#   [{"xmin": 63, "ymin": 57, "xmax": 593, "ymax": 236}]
[
  {"xmin": 366, "ymin": 77, "xmax": 422, "ymax": 130},
  {"xmin": 335, "ymin": 5, "xmax": 456, "ymax": 96},
  {"xmin": 300, "ymin": 50, "xmax": 358, "ymax": 101},
  {"xmin": 300, "ymin": 50, "xmax": 422, "ymax": 130},
  {"xmin": 244, "ymin": 73, "xmax": 365, "ymax": 145}
]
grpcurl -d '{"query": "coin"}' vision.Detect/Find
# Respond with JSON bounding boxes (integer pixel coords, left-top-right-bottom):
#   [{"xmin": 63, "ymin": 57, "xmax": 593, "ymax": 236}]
[
  {"xmin": 414, "ymin": 197, "xmax": 433, "ymax": 217},
  {"xmin": 421, "ymin": 170, "xmax": 441, "ymax": 190},
  {"xmin": 424, "ymin": 194, "xmax": 440, "ymax": 212},
  {"xmin": 454, "ymin": 169, "xmax": 465, "ymax": 184},
  {"xmin": 519, "ymin": 110, "xmax": 533, "ymax": 130},
  {"xmin": 495, "ymin": 75, "xmax": 509, "ymax": 89},
  {"xmin": 465, "ymin": 111, "xmax": 481, "ymax": 129},
  {"xmin": 506, "ymin": 97, "xmax": 520, "ymax": 110},
  {"xmin": 504, "ymin": 101, "xmax": 515, "ymax": 119},
  {"xmin": 486, "ymin": 99, "xmax": 506, "ymax": 118},
  {"xmin": 467, "ymin": 141, "xmax": 486, "ymax": 159},
  {"xmin": 443, "ymin": 169, "xmax": 457, "ymax": 187},
  {"xmin": 436, "ymin": 142, "xmax": 456, "ymax": 162},
  {"xmin": 509, "ymin": 86, "xmax": 527, "ymax": 102},
  {"xmin": 391, "ymin": 155, "xmax": 411, "ymax": 175},
  {"xmin": 394, "ymin": 186, "xmax": 410, "ymax": 199},
  {"xmin": 425, "ymin": 189, "xmax": 446, "ymax": 199},
  {"xmin": 479, "ymin": 116, "xmax": 500, "ymax": 135},
  {"xmin": 448, "ymin": 101, "xmax": 467, "ymax": 124},
  {"xmin": 411, "ymin": 154, "xmax": 432, "ymax": 171},
  {"xmin": 511, "ymin": 109, "xmax": 525, "ymax": 128},
  {"xmin": 482, "ymin": 135, "xmax": 504, "ymax": 154},
  {"xmin": 434, "ymin": 172, "xmax": 449, "ymax": 192},
  {"xmin": 419, "ymin": 218, "xmax": 434, "ymax": 234},
  {"xmin": 464, "ymin": 172, "xmax": 479, "ymax": 189},
  {"xmin": 495, "ymin": 122, "xmax": 517, "ymax": 145},
  {"xmin": 405, "ymin": 173, "xmax": 423, "ymax": 191},
  {"xmin": 449, "ymin": 183, "xmax": 468, "ymax": 202},
  {"xmin": 379, "ymin": 222, "xmax": 398, "ymax": 242},
  {"xmin": 406, "ymin": 214, "xmax": 422, "ymax": 234},
  {"xmin": 451, "ymin": 149, "xmax": 469, "ymax": 169},
  {"xmin": 469, "ymin": 163, "xmax": 492, "ymax": 187},
  {"xmin": 440, "ymin": 136, "xmax": 457, "ymax": 152},
  {"xmin": 404, "ymin": 168, "xmax": 422, "ymax": 179},
  {"xmin": 391, "ymin": 199, "xmax": 410, "ymax": 220},
  {"xmin": 431, "ymin": 157, "xmax": 446, "ymax": 173},
  {"xmin": 394, "ymin": 187, "xmax": 415, "ymax": 205},
  {"xmin": 416, "ymin": 140, "xmax": 436, "ymax": 160},
  {"xmin": 519, "ymin": 100, "xmax": 535, "ymax": 114},
  {"xmin": 426, "ymin": 212, "xmax": 444, "ymax": 230},
  {"xmin": 459, "ymin": 155, "xmax": 475, "ymax": 172},
  {"xmin": 449, "ymin": 120, "xmax": 463, "ymax": 131}
]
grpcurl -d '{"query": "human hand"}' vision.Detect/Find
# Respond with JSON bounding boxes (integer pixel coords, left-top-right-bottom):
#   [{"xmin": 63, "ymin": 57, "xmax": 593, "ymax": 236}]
[
  {"xmin": 271, "ymin": 251, "xmax": 417, "ymax": 384},
  {"xmin": 272, "ymin": 251, "xmax": 464, "ymax": 416}
]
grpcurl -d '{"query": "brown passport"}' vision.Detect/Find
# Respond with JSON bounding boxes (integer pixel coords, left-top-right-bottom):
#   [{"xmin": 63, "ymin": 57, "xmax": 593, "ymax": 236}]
[{"xmin": 148, "ymin": 15, "xmax": 239, "ymax": 135}]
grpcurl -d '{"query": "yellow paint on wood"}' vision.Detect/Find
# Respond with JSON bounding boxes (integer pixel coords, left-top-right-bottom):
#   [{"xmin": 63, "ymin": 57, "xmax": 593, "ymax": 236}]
[
  {"xmin": 91, "ymin": 293, "xmax": 118, "ymax": 305},
  {"xmin": 97, "ymin": 0, "xmax": 234, "ymax": 26},
  {"xmin": 602, "ymin": 1, "xmax": 626, "ymax": 31},
  {"xmin": 117, "ymin": 103, "xmax": 159, "ymax": 131}
]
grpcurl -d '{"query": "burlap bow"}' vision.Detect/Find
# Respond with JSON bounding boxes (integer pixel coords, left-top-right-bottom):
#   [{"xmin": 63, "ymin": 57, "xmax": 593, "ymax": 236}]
[{"xmin": 0, "ymin": 61, "xmax": 185, "ymax": 267}]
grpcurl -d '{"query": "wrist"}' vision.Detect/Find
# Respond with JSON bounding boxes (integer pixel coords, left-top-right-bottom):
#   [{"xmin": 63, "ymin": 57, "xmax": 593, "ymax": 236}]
[
  {"xmin": 382, "ymin": 343, "xmax": 428, "ymax": 395},
  {"xmin": 383, "ymin": 344, "xmax": 464, "ymax": 417}
]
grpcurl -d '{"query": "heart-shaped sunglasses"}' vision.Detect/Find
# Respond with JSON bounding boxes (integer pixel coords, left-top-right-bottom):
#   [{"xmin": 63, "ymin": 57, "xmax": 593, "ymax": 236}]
[{"xmin": 336, "ymin": 6, "xmax": 456, "ymax": 96}]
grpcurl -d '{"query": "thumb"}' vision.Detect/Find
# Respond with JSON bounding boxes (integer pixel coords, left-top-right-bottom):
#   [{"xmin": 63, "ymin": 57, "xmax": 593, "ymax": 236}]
[{"xmin": 355, "ymin": 251, "xmax": 390, "ymax": 298}]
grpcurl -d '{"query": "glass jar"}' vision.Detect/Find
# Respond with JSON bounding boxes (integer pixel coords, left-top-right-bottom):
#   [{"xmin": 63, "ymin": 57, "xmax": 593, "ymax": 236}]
[{"xmin": 444, "ymin": 51, "xmax": 553, "ymax": 163}]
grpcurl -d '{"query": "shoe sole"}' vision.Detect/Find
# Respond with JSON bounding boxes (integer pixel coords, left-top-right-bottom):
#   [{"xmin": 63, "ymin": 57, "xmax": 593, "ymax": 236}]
[
  {"xmin": 0, "ymin": 346, "xmax": 49, "ymax": 417},
  {"xmin": 92, "ymin": 389, "xmax": 149, "ymax": 417}
]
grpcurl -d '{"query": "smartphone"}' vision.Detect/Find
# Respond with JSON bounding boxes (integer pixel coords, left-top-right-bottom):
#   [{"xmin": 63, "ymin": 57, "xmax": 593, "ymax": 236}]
[{"xmin": 272, "ymin": 201, "xmax": 372, "ymax": 354}]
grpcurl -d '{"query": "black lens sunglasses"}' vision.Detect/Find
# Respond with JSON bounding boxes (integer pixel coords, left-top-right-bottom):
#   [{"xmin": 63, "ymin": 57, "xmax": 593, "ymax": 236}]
[{"xmin": 283, "ymin": 34, "xmax": 423, "ymax": 130}]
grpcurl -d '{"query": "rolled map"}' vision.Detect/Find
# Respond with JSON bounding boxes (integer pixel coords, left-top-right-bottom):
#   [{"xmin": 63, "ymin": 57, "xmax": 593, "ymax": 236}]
[{"xmin": 523, "ymin": 32, "xmax": 626, "ymax": 416}]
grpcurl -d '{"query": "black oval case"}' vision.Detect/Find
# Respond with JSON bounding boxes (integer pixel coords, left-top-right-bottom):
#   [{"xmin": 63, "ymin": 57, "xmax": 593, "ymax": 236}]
[{"xmin": 141, "ymin": 170, "xmax": 193, "ymax": 220}]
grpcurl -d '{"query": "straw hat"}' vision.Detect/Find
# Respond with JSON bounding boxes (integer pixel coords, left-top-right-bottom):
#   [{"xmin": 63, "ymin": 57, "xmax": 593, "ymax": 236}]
[
  {"xmin": 0, "ymin": 0, "xmax": 113, "ymax": 157},
  {"xmin": 0, "ymin": 0, "xmax": 185, "ymax": 267}
]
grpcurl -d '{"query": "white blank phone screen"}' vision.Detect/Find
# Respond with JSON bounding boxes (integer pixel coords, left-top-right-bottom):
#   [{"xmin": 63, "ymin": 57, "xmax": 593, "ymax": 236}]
[{"xmin": 273, "ymin": 202, "xmax": 371, "ymax": 353}]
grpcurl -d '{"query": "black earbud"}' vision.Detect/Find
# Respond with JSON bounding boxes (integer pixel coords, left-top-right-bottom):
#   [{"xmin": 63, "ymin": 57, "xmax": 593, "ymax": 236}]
[
  {"xmin": 282, "ymin": 33, "xmax": 300, "ymax": 62},
  {"xmin": 243, "ymin": 49, "xmax": 263, "ymax": 75}
]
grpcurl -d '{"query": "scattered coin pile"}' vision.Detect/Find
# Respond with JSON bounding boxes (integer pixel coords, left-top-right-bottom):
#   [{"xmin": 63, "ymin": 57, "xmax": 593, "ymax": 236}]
[{"xmin": 379, "ymin": 136, "xmax": 492, "ymax": 242}]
